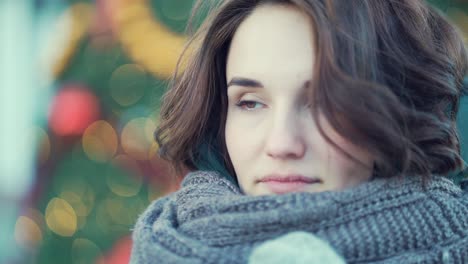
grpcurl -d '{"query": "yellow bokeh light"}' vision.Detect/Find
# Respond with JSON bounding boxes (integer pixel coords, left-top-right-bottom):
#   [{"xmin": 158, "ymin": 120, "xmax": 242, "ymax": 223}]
[
  {"xmin": 36, "ymin": 127, "xmax": 51, "ymax": 165},
  {"xmin": 15, "ymin": 216, "xmax": 43, "ymax": 247},
  {"xmin": 82, "ymin": 121, "xmax": 118, "ymax": 162},
  {"xmin": 148, "ymin": 140, "xmax": 159, "ymax": 159},
  {"xmin": 57, "ymin": 179, "xmax": 95, "ymax": 230},
  {"xmin": 71, "ymin": 238, "xmax": 102, "ymax": 264},
  {"xmin": 60, "ymin": 191, "xmax": 82, "ymax": 212},
  {"xmin": 109, "ymin": 64, "xmax": 147, "ymax": 107},
  {"xmin": 60, "ymin": 192, "xmax": 85, "ymax": 229},
  {"xmin": 145, "ymin": 115, "xmax": 158, "ymax": 140},
  {"xmin": 121, "ymin": 117, "xmax": 156, "ymax": 160},
  {"xmin": 106, "ymin": 155, "xmax": 143, "ymax": 197},
  {"xmin": 112, "ymin": 0, "xmax": 187, "ymax": 78},
  {"xmin": 95, "ymin": 200, "xmax": 128, "ymax": 237},
  {"xmin": 105, "ymin": 197, "xmax": 145, "ymax": 226},
  {"xmin": 45, "ymin": 198, "xmax": 77, "ymax": 237},
  {"xmin": 104, "ymin": 198, "xmax": 127, "ymax": 225}
]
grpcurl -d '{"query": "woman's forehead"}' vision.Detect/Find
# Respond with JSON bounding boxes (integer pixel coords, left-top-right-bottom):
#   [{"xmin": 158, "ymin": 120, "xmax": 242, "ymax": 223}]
[{"xmin": 226, "ymin": 4, "xmax": 316, "ymax": 88}]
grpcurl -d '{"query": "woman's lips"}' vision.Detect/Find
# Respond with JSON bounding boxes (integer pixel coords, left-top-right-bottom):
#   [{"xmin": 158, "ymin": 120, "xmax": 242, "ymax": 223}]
[{"xmin": 258, "ymin": 175, "xmax": 322, "ymax": 194}]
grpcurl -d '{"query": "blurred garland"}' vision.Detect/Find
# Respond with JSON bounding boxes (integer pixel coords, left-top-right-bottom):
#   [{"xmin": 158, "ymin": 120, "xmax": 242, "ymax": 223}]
[
  {"xmin": 108, "ymin": 0, "xmax": 187, "ymax": 79},
  {"xmin": 53, "ymin": 0, "xmax": 187, "ymax": 79}
]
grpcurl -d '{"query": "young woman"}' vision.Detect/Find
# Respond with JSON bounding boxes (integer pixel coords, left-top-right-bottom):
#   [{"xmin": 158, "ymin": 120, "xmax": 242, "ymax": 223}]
[{"xmin": 130, "ymin": 0, "xmax": 468, "ymax": 263}]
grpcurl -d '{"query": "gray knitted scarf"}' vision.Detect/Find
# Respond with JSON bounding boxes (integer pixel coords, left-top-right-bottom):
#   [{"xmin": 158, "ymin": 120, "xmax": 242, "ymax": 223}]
[{"xmin": 130, "ymin": 171, "xmax": 468, "ymax": 264}]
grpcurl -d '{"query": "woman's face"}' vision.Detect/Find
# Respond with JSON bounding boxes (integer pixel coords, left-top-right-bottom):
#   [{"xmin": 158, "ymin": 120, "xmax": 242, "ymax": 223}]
[{"xmin": 225, "ymin": 4, "xmax": 374, "ymax": 196}]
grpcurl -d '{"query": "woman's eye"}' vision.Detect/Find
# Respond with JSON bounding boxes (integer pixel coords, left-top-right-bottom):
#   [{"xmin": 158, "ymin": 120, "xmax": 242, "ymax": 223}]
[{"xmin": 235, "ymin": 100, "xmax": 264, "ymax": 110}]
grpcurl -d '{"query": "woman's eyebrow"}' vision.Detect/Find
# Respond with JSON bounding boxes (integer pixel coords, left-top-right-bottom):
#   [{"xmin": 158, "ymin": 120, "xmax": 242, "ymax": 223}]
[{"xmin": 227, "ymin": 77, "xmax": 264, "ymax": 88}]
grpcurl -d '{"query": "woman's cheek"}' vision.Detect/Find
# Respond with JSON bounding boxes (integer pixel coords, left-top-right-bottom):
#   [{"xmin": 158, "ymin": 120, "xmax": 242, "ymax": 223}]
[{"xmin": 226, "ymin": 111, "xmax": 266, "ymax": 165}]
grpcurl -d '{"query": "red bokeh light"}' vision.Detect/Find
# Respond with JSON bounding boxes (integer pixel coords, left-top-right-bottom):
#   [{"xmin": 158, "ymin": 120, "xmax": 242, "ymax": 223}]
[
  {"xmin": 49, "ymin": 84, "xmax": 100, "ymax": 136},
  {"xmin": 97, "ymin": 236, "xmax": 132, "ymax": 264}
]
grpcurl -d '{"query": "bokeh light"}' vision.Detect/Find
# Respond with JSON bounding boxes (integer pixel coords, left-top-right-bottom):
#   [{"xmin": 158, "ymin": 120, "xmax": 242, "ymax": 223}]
[
  {"xmin": 52, "ymin": 167, "xmax": 95, "ymax": 230},
  {"xmin": 95, "ymin": 199, "xmax": 129, "ymax": 238},
  {"xmin": 71, "ymin": 238, "xmax": 102, "ymax": 264},
  {"xmin": 105, "ymin": 197, "xmax": 145, "ymax": 226},
  {"xmin": 109, "ymin": 64, "xmax": 147, "ymax": 107},
  {"xmin": 82, "ymin": 120, "xmax": 118, "ymax": 162},
  {"xmin": 14, "ymin": 208, "xmax": 45, "ymax": 248},
  {"xmin": 104, "ymin": 198, "xmax": 128, "ymax": 226},
  {"xmin": 95, "ymin": 195, "xmax": 146, "ymax": 240},
  {"xmin": 45, "ymin": 198, "xmax": 77, "ymax": 237},
  {"xmin": 15, "ymin": 216, "xmax": 42, "ymax": 248},
  {"xmin": 148, "ymin": 141, "xmax": 159, "ymax": 160},
  {"xmin": 49, "ymin": 85, "xmax": 100, "ymax": 136},
  {"xmin": 53, "ymin": 170, "xmax": 87, "ymax": 200},
  {"xmin": 106, "ymin": 154, "xmax": 143, "ymax": 197},
  {"xmin": 121, "ymin": 117, "xmax": 156, "ymax": 160},
  {"xmin": 60, "ymin": 188, "xmax": 94, "ymax": 217},
  {"xmin": 59, "ymin": 187, "xmax": 95, "ymax": 230}
]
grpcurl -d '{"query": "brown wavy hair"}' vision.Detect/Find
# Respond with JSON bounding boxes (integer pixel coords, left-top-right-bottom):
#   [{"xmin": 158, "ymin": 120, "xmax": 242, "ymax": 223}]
[{"xmin": 155, "ymin": 0, "xmax": 468, "ymax": 183}]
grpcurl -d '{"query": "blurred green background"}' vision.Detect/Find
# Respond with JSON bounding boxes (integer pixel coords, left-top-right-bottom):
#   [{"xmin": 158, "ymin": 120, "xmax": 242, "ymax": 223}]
[{"xmin": 1, "ymin": 0, "xmax": 467, "ymax": 263}]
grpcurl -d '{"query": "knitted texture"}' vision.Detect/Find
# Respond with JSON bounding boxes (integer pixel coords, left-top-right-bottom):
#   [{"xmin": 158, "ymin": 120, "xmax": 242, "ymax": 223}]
[
  {"xmin": 248, "ymin": 231, "xmax": 345, "ymax": 264},
  {"xmin": 130, "ymin": 171, "xmax": 468, "ymax": 264}
]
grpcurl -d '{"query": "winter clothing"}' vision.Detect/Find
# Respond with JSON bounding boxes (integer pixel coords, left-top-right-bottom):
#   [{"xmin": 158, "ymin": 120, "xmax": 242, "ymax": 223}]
[{"xmin": 130, "ymin": 171, "xmax": 468, "ymax": 263}]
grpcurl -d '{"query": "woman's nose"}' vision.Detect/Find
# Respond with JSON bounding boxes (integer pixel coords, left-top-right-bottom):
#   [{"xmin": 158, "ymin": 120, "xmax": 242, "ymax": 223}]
[{"xmin": 265, "ymin": 114, "xmax": 306, "ymax": 160}]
